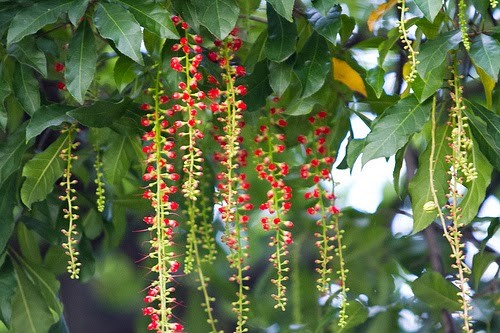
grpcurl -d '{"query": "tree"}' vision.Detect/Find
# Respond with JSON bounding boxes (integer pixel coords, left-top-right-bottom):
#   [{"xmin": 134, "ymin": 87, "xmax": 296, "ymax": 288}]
[{"xmin": 0, "ymin": 0, "xmax": 498, "ymax": 332}]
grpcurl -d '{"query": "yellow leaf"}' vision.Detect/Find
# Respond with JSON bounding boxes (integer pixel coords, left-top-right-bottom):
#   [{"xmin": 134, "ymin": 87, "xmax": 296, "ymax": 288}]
[
  {"xmin": 367, "ymin": 0, "xmax": 398, "ymax": 32},
  {"xmin": 332, "ymin": 58, "xmax": 367, "ymax": 97}
]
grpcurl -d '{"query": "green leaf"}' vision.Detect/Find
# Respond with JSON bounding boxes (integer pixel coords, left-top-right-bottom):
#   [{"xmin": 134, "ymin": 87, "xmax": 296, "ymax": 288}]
[
  {"xmin": 0, "ymin": 258, "xmax": 16, "ymax": 309},
  {"xmin": 366, "ymin": 66, "xmax": 385, "ymax": 98},
  {"xmin": 411, "ymin": 62, "xmax": 446, "ymax": 102},
  {"xmin": 463, "ymin": 107, "xmax": 500, "ymax": 170},
  {"xmin": 346, "ymin": 139, "xmax": 365, "ymax": 169},
  {"xmin": 472, "ymin": 252, "xmax": 497, "ymax": 289},
  {"xmin": 393, "ymin": 142, "xmax": 408, "ymax": 196},
  {"xmin": 0, "ymin": 122, "xmax": 30, "ymax": 185},
  {"xmin": 20, "ymin": 133, "xmax": 70, "ymax": 208},
  {"xmin": 82, "ymin": 209, "xmax": 103, "ymax": 240},
  {"xmin": 193, "ymin": 0, "xmax": 239, "ymax": 39},
  {"xmin": 26, "ymin": 105, "xmax": 74, "ymax": 142},
  {"xmin": 378, "ymin": 27, "xmax": 400, "ymax": 67},
  {"xmin": 465, "ymin": 101, "xmax": 500, "ymax": 146},
  {"xmin": 93, "ymin": 2, "xmax": 144, "ymax": 65},
  {"xmin": 469, "ymin": 34, "xmax": 500, "ymax": 82},
  {"xmin": 244, "ymin": 29, "xmax": 267, "ymax": 70},
  {"xmin": 237, "ymin": 0, "xmax": 260, "ymax": 15},
  {"xmin": 114, "ymin": 56, "xmax": 137, "ymax": 92},
  {"xmin": 305, "ymin": 5, "xmax": 342, "ymax": 44},
  {"xmin": 268, "ymin": 58, "xmax": 294, "ymax": 97},
  {"xmin": 102, "ymin": 134, "xmax": 132, "ymax": 185},
  {"xmin": 411, "ymin": 272, "xmax": 461, "ymax": 311},
  {"xmin": 265, "ymin": 3, "xmax": 297, "ymax": 62},
  {"xmin": 339, "ymin": 14, "xmax": 355, "ymax": 44},
  {"xmin": 114, "ymin": 0, "xmax": 178, "ymax": 39},
  {"xmin": 68, "ymin": 0, "xmax": 89, "ymax": 26},
  {"xmin": 67, "ymin": 99, "xmax": 131, "ymax": 127},
  {"xmin": 7, "ymin": 0, "xmax": 74, "ymax": 45},
  {"xmin": 457, "ymin": 142, "xmax": 492, "ymax": 226},
  {"xmin": 294, "ymin": 32, "xmax": 330, "ymax": 98},
  {"xmin": 9, "ymin": 37, "xmax": 47, "ymax": 77},
  {"xmin": 13, "ymin": 63, "xmax": 40, "ymax": 116},
  {"xmin": 409, "ymin": 125, "xmax": 451, "ymax": 233},
  {"xmin": 362, "ymin": 96, "xmax": 430, "ymax": 165},
  {"xmin": 17, "ymin": 223, "xmax": 42, "ymax": 266},
  {"xmin": 240, "ymin": 61, "xmax": 272, "ymax": 111},
  {"xmin": 414, "ymin": 0, "xmax": 442, "ymax": 22},
  {"xmin": 65, "ymin": 20, "xmax": 96, "ymax": 104},
  {"xmin": 11, "ymin": 262, "xmax": 58, "ymax": 333},
  {"xmin": 416, "ymin": 30, "xmax": 461, "ymax": 78},
  {"xmin": 266, "ymin": 0, "xmax": 293, "ymax": 22},
  {"xmin": 0, "ymin": 176, "xmax": 17, "ymax": 254}
]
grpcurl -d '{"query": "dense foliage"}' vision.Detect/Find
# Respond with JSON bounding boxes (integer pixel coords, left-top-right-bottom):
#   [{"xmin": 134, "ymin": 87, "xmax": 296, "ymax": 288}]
[{"xmin": 0, "ymin": 0, "xmax": 498, "ymax": 332}]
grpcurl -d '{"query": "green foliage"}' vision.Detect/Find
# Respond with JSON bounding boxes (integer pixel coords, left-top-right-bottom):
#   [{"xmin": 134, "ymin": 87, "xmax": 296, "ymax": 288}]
[{"xmin": 0, "ymin": 0, "xmax": 498, "ymax": 332}]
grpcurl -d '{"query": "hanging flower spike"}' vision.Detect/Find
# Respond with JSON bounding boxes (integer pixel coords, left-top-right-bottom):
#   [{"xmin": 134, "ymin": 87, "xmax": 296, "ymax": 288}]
[
  {"xmin": 458, "ymin": 0, "xmax": 470, "ymax": 51},
  {"xmin": 140, "ymin": 70, "xmax": 183, "ymax": 333},
  {"xmin": 298, "ymin": 111, "xmax": 349, "ymax": 327},
  {"xmin": 93, "ymin": 146, "xmax": 105, "ymax": 213},
  {"xmin": 397, "ymin": 0, "xmax": 419, "ymax": 82},
  {"xmin": 444, "ymin": 64, "xmax": 474, "ymax": 332},
  {"xmin": 254, "ymin": 100, "xmax": 292, "ymax": 311},
  {"xmin": 169, "ymin": 17, "xmax": 219, "ymax": 333},
  {"xmin": 59, "ymin": 125, "xmax": 81, "ymax": 279},
  {"xmin": 210, "ymin": 28, "xmax": 251, "ymax": 333}
]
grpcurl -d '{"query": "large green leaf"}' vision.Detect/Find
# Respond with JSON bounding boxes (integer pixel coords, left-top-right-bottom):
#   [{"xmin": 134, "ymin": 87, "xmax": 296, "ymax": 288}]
[
  {"xmin": 17, "ymin": 223, "xmax": 43, "ymax": 266},
  {"xmin": 366, "ymin": 66, "xmax": 385, "ymax": 99},
  {"xmin": 26, "ymin": 105, "xmax": 74, "ymax": 142},
  {"xmin": 268, "ymin": 59, "xmax": 294, "ymax": 97},
  {"xmin": 305, "ymin": 5, "xmax": 342, "ymax": 44},
  {"xmin": 93, "ymin": 2, "xmax": 144, "ymax": 65},
  {"xmin": 412, "ymin": 62, "xmax": 446, "ymax": 102},
  {"xmin": 20, "ymin": 133, "xmax": 70, "ymax": 209},
  {"xmin": 114, "ymin": 56, "xmax": 137, "ymax": 93},
  {"xmin": 0, "ymin": 176, "xmax": 17, "ymax": 254},
  {"xmin": 266, "ymin": 0, "xmax": 293, "ymax": 22},
  {"xmin": 7, "ymin": 0, "xmax": 74, "ymax": 45},
  {"xmin": 67, "ymin": 99, "xmax": 131, "ymax": 127},
  {"xmin": 114, "ymin": 0, "xmax": 178, "ymax": 39},
  {"xmin": 265, "ymin": 3, "xmax": 297, "ymax": 62},
  {"xmin": 68, "ymin": 0, "xmax": 89, "ymax": 26},
  {"xmin": 0, "ymin": 123, "xmax": 30, "ymax": 185},
  {"xmin": 13, "ymin": 63, "xmax": 40, "ymax": 116},
  {"xmin": 102, "ymin": 134, "xmax": 132, "ymax": 185},
  {"xmin": 409, "ymin": 125, "xmax": 451, "ymax": 233},
  {"xmin": 362, "ymin": 96, "xmax": 430, "ymax": 165},
  {"xmin": 472, "ymin": 252, "xmax": 497, "ymax": 290},
  {"xmin": 411, "ymin": 271, "xmax": 461, "ymax": 311},
  {"xmin": 457, "ymin": 142, "xmax": 492, "ymax": 225},
  {"xmin": 9, "ymin": 37, "xmax": 47, "ymax": 77},
  {"xmin": 11, "ymin": 259, "xmax": 60, "ymax": 333},
  {"xmin": 294, "ymin": 32, "xmax": 330, "ymax": 98},
  {"xmin": 414, "ymin": 0, "xmax": 442, "ymax": 22},
  {"xmin": 416, "ymin": 30, "xmax": 461, "ymax": 78},
  {"xmin": 464, "ymin": 107, "xmax": 500, "ymax": 170},
  {"xmin": 469, "ymin": 34, "xmax": 500, "ymax": 82},
  {"xmin": 65, "ymin": 20, "xmax": 96, "ymax": 104},
  {"xmin": 193, "ymin": 0, "xmax": 239, "ymax": 39}
]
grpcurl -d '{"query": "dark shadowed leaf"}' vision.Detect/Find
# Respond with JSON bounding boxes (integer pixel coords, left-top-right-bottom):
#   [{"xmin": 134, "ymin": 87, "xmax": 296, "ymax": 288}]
[
  {"xmin": 67, "ymin": 99, "xmax": 132, "ymax": 127},
  {"xmin": 68, "ymin": 0, "xmax": 89, "ymax": 26},
  {"xmin": 240, "ymin": 61, "xmax": 272, "ymax": 111},
  {"xmin": 265, "ymin": 3, "xmax": 297, "ymax": 62},
  {"xmin": 0, "ymin": 122, "xmax": 31, "ymax": 185},
  {"xmin": 9, "ymin": 37, "xmax": 47, "ymax": 77},
  {"xmin": 305, "ymin": 5, "xmax": 342, "ymax": 44},
  {"xmin": 13, "ymin": 63, "xmax": 40, "ymax": 116}
]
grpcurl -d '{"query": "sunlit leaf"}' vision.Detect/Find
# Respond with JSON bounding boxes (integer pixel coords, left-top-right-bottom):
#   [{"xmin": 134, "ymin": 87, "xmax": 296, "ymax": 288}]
[
  {"xmin": 266, "ymin": 0, "xmax": 293, "ymax": 22},
  {"xmin": 7, "ymin": 0, "xmax": 73, "ymax": 45},
  {"xmin": 411, "ymin": 271, "xmax": 461, "ymax": 311},
  {"xmin": 65, "ymin": 20, "xmax": 96, "ymax": 104},
  {"xmin": 362, "ymin": 96, "xmax": 429, "ymax": 165},
  {"xmin": 409, "ymin": 125, "xmax": 451, "ymax": 233},
  {"xmin": 414, "ymin": 0, "xmax": 443, "ymax": 22},
  {"xmin": 21, "ymin": 133, "xmax": 70, "ymax": 208},
  {"xmin": 469, "ymin": 34, "xmax": 500, "ymax": 82},
  {"xmin": 416, "ymin": 30, "xmax": 461, "ymax": 78},
  {"xmin": 93, "ymin": 2, "xmax": 144, "ymax": 65},
  {"xmin": 193, "ymin": 0, "xmax": 239, "ymax": 39}
]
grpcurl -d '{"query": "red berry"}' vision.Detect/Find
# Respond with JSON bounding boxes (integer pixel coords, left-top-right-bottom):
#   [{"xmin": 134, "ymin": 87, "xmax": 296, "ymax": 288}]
[
  {"xmin": 57, "ymin": 81, "xmax": 66, "ymax": 90},
  {"xmin": 54, "ymin": 62, "xmax": 65, "ymax": 72}
]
